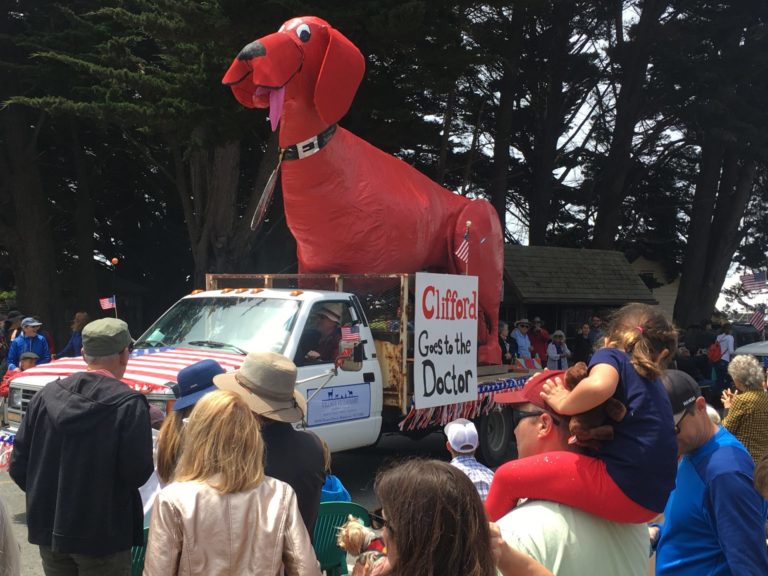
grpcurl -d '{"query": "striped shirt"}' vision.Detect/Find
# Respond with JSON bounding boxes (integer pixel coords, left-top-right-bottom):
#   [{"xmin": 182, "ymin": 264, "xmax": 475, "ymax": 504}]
[{"xmin": 450, "ymin": 455, "xmax": 495, "ymax": 502}]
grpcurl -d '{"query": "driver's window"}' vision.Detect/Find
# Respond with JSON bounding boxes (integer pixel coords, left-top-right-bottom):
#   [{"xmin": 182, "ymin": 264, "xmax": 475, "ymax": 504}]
[{"xmin": 295, "ymin": 302, "xmax": 354, "ymax": 366}]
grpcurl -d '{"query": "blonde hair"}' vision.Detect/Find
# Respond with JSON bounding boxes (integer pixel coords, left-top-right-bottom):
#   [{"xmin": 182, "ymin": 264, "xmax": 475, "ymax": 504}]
[
  {"xmin": 156, "ymin": 407, "xmax": 192, "ymax": 484},
  {"xmin": 727, "ymin": 354, "xmax": 764, "ymax": 390},
  {"xmin": 175, "ymin": 390, "xmax": 265, "ymax": 493},
  {"xmin": 604, "ymin": 303, "xmax": 677, "ymax": 380},
  {"xmin": 321, "ymin": 439, "xmax": 332, "ymax": 474}
]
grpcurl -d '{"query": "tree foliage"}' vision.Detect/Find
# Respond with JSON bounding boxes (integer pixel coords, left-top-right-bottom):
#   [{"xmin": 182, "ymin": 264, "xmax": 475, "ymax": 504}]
[{"xmin": 2, "ymin": 0, "xmax": 768, "ymax": 338}]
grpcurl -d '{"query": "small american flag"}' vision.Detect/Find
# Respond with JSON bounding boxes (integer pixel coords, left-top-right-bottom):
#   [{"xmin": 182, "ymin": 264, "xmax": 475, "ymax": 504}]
[
  {"xmin": 341, "ymin": 325, "xmax": 360, "ymax": 342},
  {"xmin": 99, "ymin": 295, "xmax": 116, "ymax": 310},
  {"xmin": 749, "ymin": 306, "xmax": 765, "ymax": 332},
  {"xmin": 741, "ymin": 271, "xmax": 767, "ymax": 292},
  {"xmin": 455, "ymin": 230, "xmax": 469, "ymax": 263}
]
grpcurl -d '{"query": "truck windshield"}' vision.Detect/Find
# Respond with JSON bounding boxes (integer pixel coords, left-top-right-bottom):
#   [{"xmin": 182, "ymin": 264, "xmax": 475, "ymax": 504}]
[{"xmin": 134, "ymin": 297, "xmax": 301, "ymax": 355}]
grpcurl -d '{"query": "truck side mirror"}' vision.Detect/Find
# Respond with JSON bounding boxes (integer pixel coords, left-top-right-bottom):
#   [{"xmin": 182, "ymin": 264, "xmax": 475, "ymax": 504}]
[{"xmin": 338, "ymin": 341, "xmax": 364, "ymax": 372}]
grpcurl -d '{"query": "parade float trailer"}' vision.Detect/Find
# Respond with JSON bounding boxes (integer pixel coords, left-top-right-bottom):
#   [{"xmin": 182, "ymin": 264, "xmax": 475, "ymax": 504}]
[{"xmin": 2, "ymin": 272, "xmax": 532, "ymax": 467}]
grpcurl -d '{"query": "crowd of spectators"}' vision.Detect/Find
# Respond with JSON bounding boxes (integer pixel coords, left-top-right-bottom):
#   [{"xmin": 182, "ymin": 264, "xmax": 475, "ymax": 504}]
[
  {"xmin": 2, "ymin": 303, "xmax": 767, "ymax": 576},
  {"xmin": 0, "ymin": 310, "xmax": 90, "ymax": 376}
]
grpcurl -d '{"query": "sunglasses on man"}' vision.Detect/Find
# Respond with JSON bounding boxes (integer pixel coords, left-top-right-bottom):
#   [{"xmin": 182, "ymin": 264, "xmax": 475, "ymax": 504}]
[{"xmin": 512, "ymin": 408, "xmax": 560, "ymax": 429}]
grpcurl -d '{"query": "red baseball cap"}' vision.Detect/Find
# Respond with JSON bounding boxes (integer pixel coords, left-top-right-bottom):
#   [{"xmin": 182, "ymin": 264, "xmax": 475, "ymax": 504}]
[{"xmin": 494, "ymin": 369, "xmax": 566, "ymax": 412}]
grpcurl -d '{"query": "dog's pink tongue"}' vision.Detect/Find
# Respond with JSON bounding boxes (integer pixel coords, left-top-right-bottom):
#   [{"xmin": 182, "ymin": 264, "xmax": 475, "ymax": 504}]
[{"xmin": 269, "ymin": 87, "xmax": 285, "ymax": 132}]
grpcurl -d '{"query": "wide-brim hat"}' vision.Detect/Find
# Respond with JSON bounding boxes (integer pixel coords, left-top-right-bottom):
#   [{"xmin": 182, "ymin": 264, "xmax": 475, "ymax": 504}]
[
  {"xmin": 495, "ymin": 369, "xmax": 566, "ymax": 413},
  {"xmin": 173, "ymin": 359, "xmax": 226, "ymax": 411},
  {"xmin": 515, "ymin": 318, "xmax": 531, "ymax": 327},
  {"xmin": 214, "ymin": 351, "xmax": 306, "ymax": 423},
  {"xmin": 552, "ymin": 330, "xmax": 565, "ymax": 338},
  {"xmin": 317, "ymin": 306, "xmax": 342, "ymax": 324}
]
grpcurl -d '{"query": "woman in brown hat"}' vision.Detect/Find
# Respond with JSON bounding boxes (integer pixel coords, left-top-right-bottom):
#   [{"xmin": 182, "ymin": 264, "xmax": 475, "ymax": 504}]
[{"xmin": 214, "ymin": 352, "xmax": 325, "ymax": 535}]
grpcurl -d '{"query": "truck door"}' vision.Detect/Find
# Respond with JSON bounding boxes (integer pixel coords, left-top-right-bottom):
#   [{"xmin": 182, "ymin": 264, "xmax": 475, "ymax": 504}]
[{"xmin": 293, "ymin": 300, "xmax": 383, "ymax": 451}]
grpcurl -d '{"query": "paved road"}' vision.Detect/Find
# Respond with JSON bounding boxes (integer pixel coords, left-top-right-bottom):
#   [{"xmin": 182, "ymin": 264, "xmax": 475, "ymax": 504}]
[{"xmin": 0, "ymin": 431, "xmax": 448, "ymax": 575}]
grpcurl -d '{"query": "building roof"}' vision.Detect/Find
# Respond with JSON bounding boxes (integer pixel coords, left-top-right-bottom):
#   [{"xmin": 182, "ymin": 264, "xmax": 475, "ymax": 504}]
[{"xmin": 504, "ymin": 246, "xmax": 657, "ymax": 305}]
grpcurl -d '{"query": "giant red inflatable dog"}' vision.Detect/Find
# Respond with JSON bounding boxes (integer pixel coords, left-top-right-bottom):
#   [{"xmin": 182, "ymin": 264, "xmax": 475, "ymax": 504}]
[{"xmin": 223, "ymin": 16, "xmax": 503, "ymax": 364}]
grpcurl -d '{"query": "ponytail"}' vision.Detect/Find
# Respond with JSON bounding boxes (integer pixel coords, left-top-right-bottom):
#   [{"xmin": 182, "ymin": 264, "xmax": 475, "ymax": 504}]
[{"xmin": 605, "ymin": 304, "xmax": 677, "ymax": 380}]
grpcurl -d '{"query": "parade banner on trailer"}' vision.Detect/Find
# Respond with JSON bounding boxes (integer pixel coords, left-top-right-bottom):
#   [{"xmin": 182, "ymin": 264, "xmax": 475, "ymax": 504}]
[{"xmin": 414, "ymin": 272, "xmax": 478, "ymax": 409}]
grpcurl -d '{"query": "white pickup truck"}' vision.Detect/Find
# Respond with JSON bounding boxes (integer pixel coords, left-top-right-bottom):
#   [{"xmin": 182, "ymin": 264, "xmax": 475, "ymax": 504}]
[{"xmin": 2, "ymin": 273, "xmax": 530, "ymax": 466}]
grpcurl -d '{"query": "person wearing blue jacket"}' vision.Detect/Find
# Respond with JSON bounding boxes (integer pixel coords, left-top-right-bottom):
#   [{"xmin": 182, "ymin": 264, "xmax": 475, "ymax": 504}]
[
  {"xmin": 654, "ymin": 370, "xmax": 768, "ymax": 575},
  {"xmin": 58, "ymin": 312, "xmax": 89, "ymax": 358},
  {"xmin": 7, "ymin": 317, "xmax": 51, "ymax": 370}
]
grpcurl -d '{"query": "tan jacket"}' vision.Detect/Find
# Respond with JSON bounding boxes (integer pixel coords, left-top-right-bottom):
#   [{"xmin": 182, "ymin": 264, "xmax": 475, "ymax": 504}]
[{"xmin": 143, "ymin": 476, "xmax": 321, "ymax": 576}]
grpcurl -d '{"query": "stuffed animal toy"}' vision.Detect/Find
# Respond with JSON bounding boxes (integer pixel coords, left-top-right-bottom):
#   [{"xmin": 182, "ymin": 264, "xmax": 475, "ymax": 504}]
[
  {"xmin": 563, "ymin": 362, "xmax": 627, "ymax": 450},
  {"xmin": 337, "ymin": 515, "xmax": 386, "ymax": 572}
]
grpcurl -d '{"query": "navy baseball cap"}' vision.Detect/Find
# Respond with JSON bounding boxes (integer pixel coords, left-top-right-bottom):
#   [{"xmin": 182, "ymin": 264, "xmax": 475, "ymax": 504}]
[{"xmin": 172, "ymin": 359, "xmax": 226, "ymax": 411}]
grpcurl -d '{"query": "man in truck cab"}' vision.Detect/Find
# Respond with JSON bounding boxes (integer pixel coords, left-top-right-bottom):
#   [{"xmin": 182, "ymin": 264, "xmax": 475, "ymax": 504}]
[
  {"xmin": 298, "ymin": 304, "xmax": 343, "ymax": 364},
  {"xmin": 9, "ymin": 318, "xmax": 153, "ymax": 575}
]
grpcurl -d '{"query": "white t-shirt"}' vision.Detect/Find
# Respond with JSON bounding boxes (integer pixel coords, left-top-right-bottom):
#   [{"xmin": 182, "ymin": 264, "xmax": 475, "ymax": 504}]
[
  {"xmin": 717, "ymin": 333, "xmax": 734, "ymax": 362},
  {"xmin": 498, "ymin": 500, "xmax": 649, "ymax": 576}
]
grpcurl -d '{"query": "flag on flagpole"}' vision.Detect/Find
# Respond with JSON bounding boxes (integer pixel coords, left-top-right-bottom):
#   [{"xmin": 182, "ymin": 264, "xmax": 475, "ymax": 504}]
[
  {"xmin": 341, "ymin": 325, "xmax": 361, "ymax": 342},
  {"xmin": 99, "ymin": 296, "xmax": 117, "ymax": 310},
  {"xmin": 455, "ymin": 229, "xmax": 469, "ymax": 263},
  {"xmin": 749, "ymin": 306, "xmax": 765, "ymax": 332},
  {"xmin": 740, "ymin": 270, "xmax": 767, "ymax": 292}
]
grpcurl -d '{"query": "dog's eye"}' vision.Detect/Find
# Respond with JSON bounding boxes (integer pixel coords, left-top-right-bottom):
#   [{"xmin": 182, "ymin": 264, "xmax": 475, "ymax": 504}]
[{"xmin": 296, "ymin": 24, "xmax": 311, "ymax": 43}]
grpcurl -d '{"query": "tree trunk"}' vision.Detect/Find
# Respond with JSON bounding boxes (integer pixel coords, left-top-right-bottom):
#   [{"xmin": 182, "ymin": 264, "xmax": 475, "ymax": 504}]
[
  {"xmin": 206, "ymin": 140, "xmax": 240, "ymax": 273},
  {"xmin": 528, "ymin": 0, "xmax": 573, "ymax": 245},
  {"xmin": 1, "ymin": 105, "xmax": 59, "ymax": 328},
  {"xmin": 461, "ymin": 98, "xmax": 486, "ymax": 196},
  {"xmin": 489, "ymin": 7, "xmax": 525, "ymax": 228},
  {"xmin": 69, "ymin": 121, "xmax": 99, "ymax": 318},
  {"xmin": 591, "ymin": 0, "xmax": 669, "ymax": 249},
  {"xmin": 174, "ymin": 139, "xmax": 241, "ymax": 286},
  {"xmin": 673, "ymin": 134, "xmax": 758, "ymax": 327},
  {"xmin": 231, "ymin": 131, "xmax": 281, "ymax": 267},
  {"xmin": 436, "ymin": 89, "xmax": 455, "ymax": 185}
]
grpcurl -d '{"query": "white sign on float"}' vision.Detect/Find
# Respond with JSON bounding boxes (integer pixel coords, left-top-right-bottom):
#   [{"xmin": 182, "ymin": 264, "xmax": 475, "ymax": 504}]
[{"xmin": 414, "ymin": 272, "xmax": 478, "ymax": 409}]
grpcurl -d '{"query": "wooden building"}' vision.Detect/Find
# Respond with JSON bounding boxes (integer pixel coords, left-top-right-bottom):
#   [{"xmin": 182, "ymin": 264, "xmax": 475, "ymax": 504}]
[{"xmin": 501, "ymin": 246, "xmax": 657, "ymax": 340}]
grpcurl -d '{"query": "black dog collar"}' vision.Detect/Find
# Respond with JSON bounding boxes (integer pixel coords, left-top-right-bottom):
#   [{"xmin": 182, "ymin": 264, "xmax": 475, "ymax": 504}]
[{"xmin": 281, "ymin": 124, "xmax": 337, "ymax": 160}]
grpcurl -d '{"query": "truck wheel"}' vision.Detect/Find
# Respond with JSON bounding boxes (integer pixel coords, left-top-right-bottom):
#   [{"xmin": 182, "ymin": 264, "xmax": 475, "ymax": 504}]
[{"xmin": 477, "ymin": 406, "xmax": 517, "ymax": 468}]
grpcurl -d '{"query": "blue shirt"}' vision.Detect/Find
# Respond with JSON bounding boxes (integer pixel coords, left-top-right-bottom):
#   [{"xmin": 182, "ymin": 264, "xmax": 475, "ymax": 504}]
[
  {"xmin": 511, "ymin": 329, "xmax": 531, "ymax": 359},
  {"xmin": 656, "ymin": 427, "xmax": 768, "ymax": 575},
  {"xmin": 58, "ymin": 331, "xmax": 83, "ymax": 358},
  {"xmin": 7, "ymin": 334, "xmax": 51, "ymax": 370},
  {"xmin": 588, "ymin": 348, "xmax": 677, "ymax": 512}
]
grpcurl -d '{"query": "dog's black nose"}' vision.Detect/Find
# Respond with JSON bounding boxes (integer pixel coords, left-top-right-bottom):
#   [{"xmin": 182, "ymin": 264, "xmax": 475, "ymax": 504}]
[{"xmin": 237, "ymin": 40, "xmax": 266, "ymax": 61}]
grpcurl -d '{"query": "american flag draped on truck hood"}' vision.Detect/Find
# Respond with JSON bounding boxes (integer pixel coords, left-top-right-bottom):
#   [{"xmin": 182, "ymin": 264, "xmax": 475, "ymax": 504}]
[{"xmin": 8, "ymin": 347, "xmax": 245, "ymax": 394}]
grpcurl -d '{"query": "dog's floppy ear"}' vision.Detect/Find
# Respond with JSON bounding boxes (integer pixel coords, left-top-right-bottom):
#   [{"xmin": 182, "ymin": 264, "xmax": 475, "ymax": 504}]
[{"xmin": 314, "ymin": 27, "xmax": 365, "ymax": 125}]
